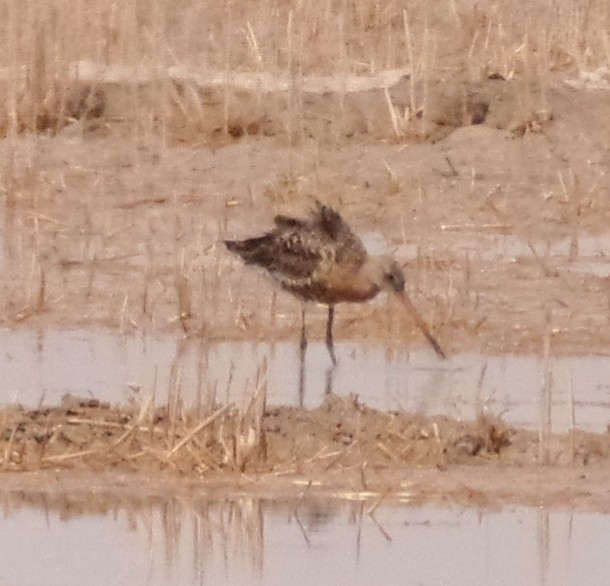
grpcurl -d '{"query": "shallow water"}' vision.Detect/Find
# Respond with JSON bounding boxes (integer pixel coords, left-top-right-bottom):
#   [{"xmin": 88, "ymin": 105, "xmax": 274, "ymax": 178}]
[
  {"xmin": 366, "ymin": 230, "xmax": 610, "ymax": 272},
  {"xmin": 1, "ymin": 491, "xmax": 608, "ymax": 586},
  {"xmin": 1, "ymin": 328, "xmax": 609, "ymax": 432}
]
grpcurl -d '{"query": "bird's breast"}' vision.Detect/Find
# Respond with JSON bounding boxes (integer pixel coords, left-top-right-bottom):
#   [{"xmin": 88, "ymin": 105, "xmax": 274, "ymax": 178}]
[{"xmin": 280, "ymin": 271, "xmax": 380, "ymax": 304}]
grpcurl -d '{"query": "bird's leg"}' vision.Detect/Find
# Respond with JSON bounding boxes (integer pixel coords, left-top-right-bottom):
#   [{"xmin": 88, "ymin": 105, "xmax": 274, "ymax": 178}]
[
  {"xmin": 298, "ymin": 304, "xmax": 307, "ymax": 406},
  {"xmin": 325, "ymin": 304, "xmax": 338, "ymax": 365},
  {"xmin": 324, "ymin": 363, "xmax": 336, "ymax": 395},
  {"xmin": 299, "ymin": 304, "xmax": 307, "ymax": 354}
]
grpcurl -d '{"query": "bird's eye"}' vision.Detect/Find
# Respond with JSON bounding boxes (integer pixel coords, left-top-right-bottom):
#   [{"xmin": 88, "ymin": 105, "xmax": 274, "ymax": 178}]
[{"xmin": 384, "ymin": 267, "xmax": 405, "ymax": 291}]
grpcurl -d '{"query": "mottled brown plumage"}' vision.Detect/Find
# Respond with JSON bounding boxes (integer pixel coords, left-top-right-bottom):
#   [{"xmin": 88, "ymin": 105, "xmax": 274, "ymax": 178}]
[{"xmin": 225, "ymin": 201, "xmax": 445, "ymax": 363}]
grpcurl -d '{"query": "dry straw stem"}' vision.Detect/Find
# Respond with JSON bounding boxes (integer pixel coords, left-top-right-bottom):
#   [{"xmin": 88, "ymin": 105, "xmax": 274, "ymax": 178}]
[
  {"xmin": 42, "ymin": 448, "xmax": 99, "ymax": 464},
  {"xmin": 104, "ymin": 399, "xmax": 155, "ymax": 453},
  {"xmin": 65, "ymin": 418, "xmax": 157, "ymax": 433},
  {"xmin": 224, "ymin": 366, "xmax": 269, "ymax": 471},
  {"xmin": 175, "ymin": 272, "xmax": 192, "ymax": 334},
  {"xmin": 1, "ymin": 424, "xmax": 18, "ymax": 470},
  {"xmin": 165, "ymin": 404, "xmax": 231, "ymax": 459}
]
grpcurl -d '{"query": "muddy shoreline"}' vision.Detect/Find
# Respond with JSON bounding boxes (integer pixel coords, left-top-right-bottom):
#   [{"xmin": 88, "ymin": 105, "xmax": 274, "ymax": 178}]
[
  {"xmin": 2, "ymin": 464, "xmax": 610, "ymax": 513},
  {"xmin": 2, "ymin": 395, "xmax": 610, "ymax": 510}
]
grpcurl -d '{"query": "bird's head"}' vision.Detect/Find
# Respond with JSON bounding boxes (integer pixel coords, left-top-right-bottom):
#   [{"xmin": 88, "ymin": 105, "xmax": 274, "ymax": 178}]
[
  {"xmin": 369, "ymin": 255, "xmax": 446, "ymax": 358},
  {"xmin": 372, "ymin": 255, "xmax": 406, "ymax": 294}
]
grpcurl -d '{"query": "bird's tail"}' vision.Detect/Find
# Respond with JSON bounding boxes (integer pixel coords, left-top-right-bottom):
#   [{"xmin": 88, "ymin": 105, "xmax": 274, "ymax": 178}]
[
  {"xmin": 224, "ymin": 238, "xmax": 253, "ymax": 257},
  {"xmin": 313, "ymin": 200, "xmax": 347, "ymax": 240},
  {"xmin": 224, "ymin": 239, "xmax": 244, "ymax": 254},
  {"xmin": 224, "ymin": 236, "xmax": 273, "ymax": 265}
]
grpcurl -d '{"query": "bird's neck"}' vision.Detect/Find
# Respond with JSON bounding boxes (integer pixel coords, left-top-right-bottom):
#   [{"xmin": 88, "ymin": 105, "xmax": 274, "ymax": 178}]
[{"xmin": 330, "ymin": 260, "xmax": 382, "ymax": 302}]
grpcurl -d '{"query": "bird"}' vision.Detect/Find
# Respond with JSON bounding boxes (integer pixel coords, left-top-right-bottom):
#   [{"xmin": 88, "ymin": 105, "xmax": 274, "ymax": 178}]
[{"xmin": 225, "ymin": 200, "xmax": 445, "ymax": 364}]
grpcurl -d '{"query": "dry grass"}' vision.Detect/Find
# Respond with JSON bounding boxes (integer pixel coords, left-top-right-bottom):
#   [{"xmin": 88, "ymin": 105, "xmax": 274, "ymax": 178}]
[
  {"xmin": 1, "ymin": 393, "xmax": 608, "ymax": 475},
  {"xmin": 0, "ymin": 0, "xmax": 608, "ymax": 140}
]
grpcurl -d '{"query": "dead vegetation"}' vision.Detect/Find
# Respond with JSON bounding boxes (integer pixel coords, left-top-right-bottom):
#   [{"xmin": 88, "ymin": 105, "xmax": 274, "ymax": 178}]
[
  {"xmin": 0, "ymin": 0, "xmax": 608, "ymax": 142},
  {"xmin": 1, "ymin": 394, "xmax": 608, "ymax": 478}
]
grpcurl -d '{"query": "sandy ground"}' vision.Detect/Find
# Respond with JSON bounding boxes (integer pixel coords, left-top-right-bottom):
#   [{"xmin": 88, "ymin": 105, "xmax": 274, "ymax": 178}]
[{"xmin": 1, "ymin": 19, "xmax": 610, "ymax": 507}]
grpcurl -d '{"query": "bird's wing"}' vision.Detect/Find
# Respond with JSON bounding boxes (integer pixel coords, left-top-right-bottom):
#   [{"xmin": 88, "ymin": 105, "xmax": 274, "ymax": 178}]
[
  {"xmin": 227, "ymin": 203, "xmax": 368, "ymax": 291},
  {"xmin": 273, "ymin": 214, "xmax": 307, "ymax": 229},
  {"xmin": 268, "ymin": 226, "xmax": 326, "ymax": 280},
  {"xmin": 311, "ymin": 201, "xmax": 367, "ymax": 268},
  {"xmin": 226, "ymin": 226, "xmax": 323, "ymax": 282}
]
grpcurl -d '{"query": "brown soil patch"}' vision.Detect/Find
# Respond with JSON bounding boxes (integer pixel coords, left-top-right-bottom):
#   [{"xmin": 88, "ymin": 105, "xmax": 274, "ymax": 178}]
[{"xmin": 2, "ymin": 395, "xmax": 610, "ymax": 509}]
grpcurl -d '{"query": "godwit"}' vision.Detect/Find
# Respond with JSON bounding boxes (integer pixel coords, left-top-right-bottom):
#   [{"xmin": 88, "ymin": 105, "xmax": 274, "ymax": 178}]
[{"xmin": 225, "ymin": 201, "xmax": 445, "ymax": 363}]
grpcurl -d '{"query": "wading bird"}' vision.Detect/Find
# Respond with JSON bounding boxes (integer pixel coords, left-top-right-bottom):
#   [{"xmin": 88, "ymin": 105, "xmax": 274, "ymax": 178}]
[{"xmin": 225, "ymin": 201, "xmax": 445, "ymax": 364}]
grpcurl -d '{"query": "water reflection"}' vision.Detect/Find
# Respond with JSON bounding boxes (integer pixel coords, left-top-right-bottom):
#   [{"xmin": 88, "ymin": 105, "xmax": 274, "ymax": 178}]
[
  {"xmin": 1, "ymin": 328, "xmax": 610, "ymax": 432},
  {"xmin": 0, "ymin": 488, "xmax": 608, "ymax": 586}
]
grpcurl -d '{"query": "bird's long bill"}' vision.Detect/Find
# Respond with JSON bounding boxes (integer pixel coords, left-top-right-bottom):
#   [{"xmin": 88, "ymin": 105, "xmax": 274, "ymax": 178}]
[{"xmin": 397, "ymin": 291, "xmax": 446, "ymax": 359}]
